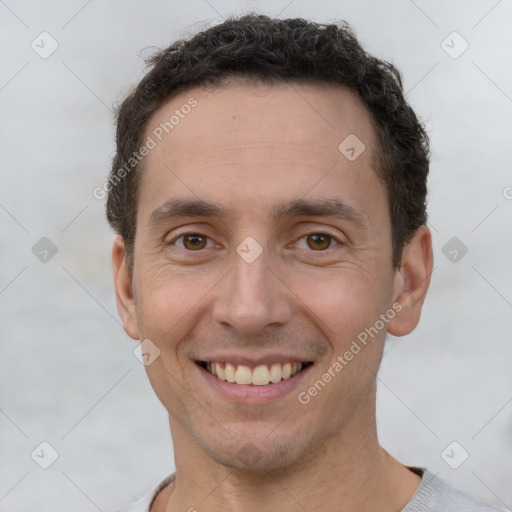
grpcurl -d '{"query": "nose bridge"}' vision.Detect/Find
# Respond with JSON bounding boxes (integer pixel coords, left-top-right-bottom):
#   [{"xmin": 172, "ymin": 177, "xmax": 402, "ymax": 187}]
[{"xmin": 212, "ymin": 244, "xmax": 291, "ymax": 334}]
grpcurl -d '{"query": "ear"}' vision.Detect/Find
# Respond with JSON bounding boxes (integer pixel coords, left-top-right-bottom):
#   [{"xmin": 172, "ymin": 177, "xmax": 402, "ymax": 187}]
[
  {"xmin": 387, "ymin": 225, "xmax": 433, "ymax": 337},
  {"xmin": 112, "ymin": 236, "xmax": 140, "ymax": 340}
]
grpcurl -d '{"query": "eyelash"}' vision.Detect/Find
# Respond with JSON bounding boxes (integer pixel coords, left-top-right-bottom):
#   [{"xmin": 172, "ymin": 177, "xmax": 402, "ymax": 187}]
[{"xmin": 167, "ymin": 232, "xmax": 342, "ymax": 252}]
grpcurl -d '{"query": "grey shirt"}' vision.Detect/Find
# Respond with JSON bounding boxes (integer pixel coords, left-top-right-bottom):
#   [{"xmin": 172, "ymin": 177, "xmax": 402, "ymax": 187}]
[
  {"xmin": 401, "ymin": 467, "xmax": 507, "ymax": 511},
  {"xmin": 115, "ymin": 467, "xmax": 508, "ymax": 512}
]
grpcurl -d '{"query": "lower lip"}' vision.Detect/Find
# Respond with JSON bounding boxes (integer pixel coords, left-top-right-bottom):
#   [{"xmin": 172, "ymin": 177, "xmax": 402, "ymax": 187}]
[{"xmin": 196, "ymin": 363, "xmax": 313, "ymax": 404}]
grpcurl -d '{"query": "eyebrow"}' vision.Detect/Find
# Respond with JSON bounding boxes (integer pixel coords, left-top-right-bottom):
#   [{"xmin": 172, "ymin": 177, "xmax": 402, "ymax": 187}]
[{"xmin": 148, "ymin": 197, "xmax": 368, "ymax": 230}]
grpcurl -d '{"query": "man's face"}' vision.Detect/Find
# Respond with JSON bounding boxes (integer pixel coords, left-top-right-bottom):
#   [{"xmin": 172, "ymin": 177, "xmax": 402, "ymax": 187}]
[{"xmin": 116, "ymin": 81, "xmax": 407, "ymax": 469}]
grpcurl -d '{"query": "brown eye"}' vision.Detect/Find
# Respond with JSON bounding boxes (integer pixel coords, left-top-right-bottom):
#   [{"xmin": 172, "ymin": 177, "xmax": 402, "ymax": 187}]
[
  {"xmin": 181, "ymin": 234, "xmax": 208, "ymax": 250},
  {"xmin": 306, "ymin": 234, "xmax": 333, "ymax": 250}
]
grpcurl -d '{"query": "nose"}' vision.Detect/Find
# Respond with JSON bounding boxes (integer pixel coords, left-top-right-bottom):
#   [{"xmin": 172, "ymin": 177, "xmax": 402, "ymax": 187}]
[{"xmin": 211, "ymin": 249, "xmax": 293, "ymax": 336}]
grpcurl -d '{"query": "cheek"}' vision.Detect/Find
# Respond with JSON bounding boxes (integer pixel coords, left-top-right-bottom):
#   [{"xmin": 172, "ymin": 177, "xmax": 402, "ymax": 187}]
[
  {"xmin": 296, "ymin": 267, "xmax": 388, "ymax": 341},
  {"xmin": 133, "ymin": 268, "xmax": 211, "ymax": 418},
  {"xmin": 133, "ymin": 265, "xmax": 216, "ymax": 345}
]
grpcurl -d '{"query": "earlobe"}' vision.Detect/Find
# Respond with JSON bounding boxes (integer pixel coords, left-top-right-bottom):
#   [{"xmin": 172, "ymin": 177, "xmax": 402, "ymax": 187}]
[
  {"xmin": 387, "ymin": 225, "xmax": 433, "ymax": 337},
  {"xmin": 112, "ymin": 236, "xmax": 140, "ymax": 340}
]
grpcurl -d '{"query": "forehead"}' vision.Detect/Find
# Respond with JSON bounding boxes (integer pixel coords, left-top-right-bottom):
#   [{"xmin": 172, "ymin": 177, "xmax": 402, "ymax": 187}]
[
  {"xmin": 145, "ymin": 80, "xmax": 377, "ymax": 162},
  {"xmin": 137, "ymin": 81, "xmax": 386, "ymax": 228}
]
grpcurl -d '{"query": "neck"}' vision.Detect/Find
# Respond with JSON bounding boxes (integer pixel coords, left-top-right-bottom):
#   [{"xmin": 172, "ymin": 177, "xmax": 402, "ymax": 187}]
[{"xmin": 152, "ymin": 405, "xmax": 421, "ymax": 512}]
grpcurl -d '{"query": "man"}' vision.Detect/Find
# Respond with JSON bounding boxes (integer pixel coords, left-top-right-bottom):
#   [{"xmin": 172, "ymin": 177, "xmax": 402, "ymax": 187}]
[{"xmin": 106, "ymin": 14, "xmax": 505, "ymax": 512}]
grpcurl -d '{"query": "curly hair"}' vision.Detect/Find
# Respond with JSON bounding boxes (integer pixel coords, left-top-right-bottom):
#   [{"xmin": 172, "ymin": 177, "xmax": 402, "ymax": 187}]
[{"xmin": 106, "ymin": 14, "xmax": 429, "ymax": 268}]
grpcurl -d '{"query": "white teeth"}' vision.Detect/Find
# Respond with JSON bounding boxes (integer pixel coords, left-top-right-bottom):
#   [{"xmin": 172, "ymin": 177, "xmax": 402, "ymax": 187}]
[
  {"xmin": 215, "ymin": 362, "xmax": 225, "ymax": 380},
  {"xmin": 235, "ymin": 365, "xmax": 252, "ymax": 385},
  {"xmin": 252, "ymin": 365, "xmax": 271, "ymax": 386},
  {"xmin": 282, "ymin": 362, "xmax": 292, "ymax": 379},
  {"xmin": 269, "ymin": 363, "xmax": 282, "ymax": 383},
  {"xmin": 225, "ymin": 363, "xmax": 236, "ymax": 383},
  {"xmin": 205, "ymin": 361, "xmax": 305, "ymax": 385}
]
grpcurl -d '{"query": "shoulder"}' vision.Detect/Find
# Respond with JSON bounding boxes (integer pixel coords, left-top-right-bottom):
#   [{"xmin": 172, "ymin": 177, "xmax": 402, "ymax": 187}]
[
  {"xmin": 113, "ymin": 475, "xmax": 175, "ymax": 512},
  {"xmin": 402, "ymin": 468, "xmax": 508, "ymax": 512}
]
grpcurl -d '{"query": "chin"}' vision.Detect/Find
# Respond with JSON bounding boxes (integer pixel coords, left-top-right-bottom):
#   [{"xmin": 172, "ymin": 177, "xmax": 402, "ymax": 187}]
[{"xmin": 199, "ymin": 427, "xmax": 314, "ymax": 472}]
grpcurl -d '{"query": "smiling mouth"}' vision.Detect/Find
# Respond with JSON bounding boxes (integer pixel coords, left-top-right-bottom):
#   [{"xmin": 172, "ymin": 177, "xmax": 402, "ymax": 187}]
[{"xmin": 197, "ymin": 361, "xmax": 314, "ymax": 386}]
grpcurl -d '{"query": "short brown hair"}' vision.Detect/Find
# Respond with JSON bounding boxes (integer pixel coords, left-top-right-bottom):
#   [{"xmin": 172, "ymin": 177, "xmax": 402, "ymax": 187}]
[{"xmin": 106, "ymin": 14, "xmax": 429, "ymax": 268}]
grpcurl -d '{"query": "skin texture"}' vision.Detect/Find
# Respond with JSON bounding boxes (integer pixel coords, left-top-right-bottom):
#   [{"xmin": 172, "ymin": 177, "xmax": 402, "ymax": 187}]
[{"xmin": 113, "ymin": 81, "xmax": 433, "ymax": 511}]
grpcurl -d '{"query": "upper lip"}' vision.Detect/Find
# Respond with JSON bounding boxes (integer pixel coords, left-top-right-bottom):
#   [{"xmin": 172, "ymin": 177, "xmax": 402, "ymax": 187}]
[{"xmin": 195, "ymin": 354, "xmax": 314, "ymax": 366}]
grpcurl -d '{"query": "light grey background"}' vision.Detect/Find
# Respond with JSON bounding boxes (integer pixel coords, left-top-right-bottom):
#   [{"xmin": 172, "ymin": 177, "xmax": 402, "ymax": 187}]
[{"xmin": 1, "ymin": 1, "xmax": 511, "ymax": 511}]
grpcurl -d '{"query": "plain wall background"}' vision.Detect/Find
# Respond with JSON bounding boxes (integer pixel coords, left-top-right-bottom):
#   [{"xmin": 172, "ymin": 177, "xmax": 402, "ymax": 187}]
[{"xmin": 1, "ymin": 1, "xmax": 511, "ymax": 510}]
